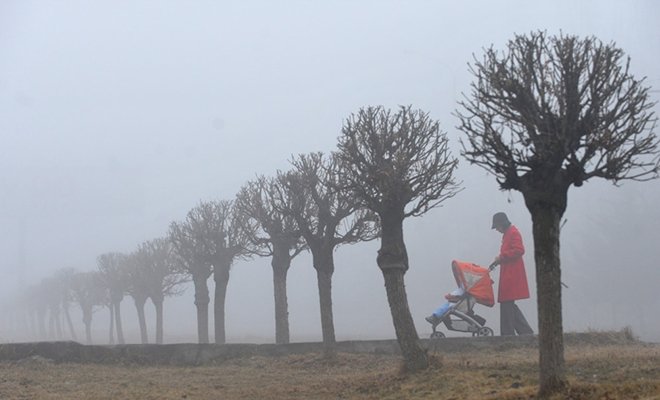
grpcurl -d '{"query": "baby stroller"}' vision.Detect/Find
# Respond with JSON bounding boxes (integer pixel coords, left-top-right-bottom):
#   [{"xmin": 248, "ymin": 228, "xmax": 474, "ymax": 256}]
[{"xmin": 427, "ymin": 260, "xmax": 496, "ymax": 339}]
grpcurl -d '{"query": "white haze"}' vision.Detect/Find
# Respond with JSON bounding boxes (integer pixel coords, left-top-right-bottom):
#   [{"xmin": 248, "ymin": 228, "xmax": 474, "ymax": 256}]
[{"xmin": 1, "ymin": 0, "xmax": 659, "ymax": 344}]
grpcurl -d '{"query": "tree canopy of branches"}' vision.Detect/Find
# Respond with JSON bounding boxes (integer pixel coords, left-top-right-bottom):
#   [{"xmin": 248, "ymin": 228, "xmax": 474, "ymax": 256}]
[
  {"xmin": 455, "ymin": 31, "xmax": 659, "ymax": 396},
  {"xmin": 282, "ymin": 152, "xmax": 379, "ymax": 354},
  {"xmin": 337, "ymin": 105, "xmax": 461, "ymax": 372},
  {"xmin": 235, "ymin": 175, "xmax": 306, "ymax": 344}
]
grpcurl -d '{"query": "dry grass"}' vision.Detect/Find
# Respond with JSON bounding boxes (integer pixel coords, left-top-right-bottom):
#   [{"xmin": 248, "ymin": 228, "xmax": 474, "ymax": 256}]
[{"xmin": 1, "ymin": 332, "xmax": 659, "ymax": 399}]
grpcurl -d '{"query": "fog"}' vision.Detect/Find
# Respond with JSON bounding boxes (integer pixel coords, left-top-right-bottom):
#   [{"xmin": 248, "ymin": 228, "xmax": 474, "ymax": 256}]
[{"xmin": 1, "ymin": 1, "xmax": 659, "ymax": 344}]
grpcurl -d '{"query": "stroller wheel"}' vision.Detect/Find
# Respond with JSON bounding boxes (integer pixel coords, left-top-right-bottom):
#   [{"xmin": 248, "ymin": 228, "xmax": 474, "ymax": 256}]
[
  {"xmin": 473, "ymin": 327, "xmax": 494, "ymax": 337},
  {"xmin": 430, "ymin": 331, "xmax": 445, "ymax": 339}
]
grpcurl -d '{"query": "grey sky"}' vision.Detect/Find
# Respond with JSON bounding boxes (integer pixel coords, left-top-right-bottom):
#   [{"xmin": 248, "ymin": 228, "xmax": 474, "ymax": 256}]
[{"xmin": 1, "ymin": 0, "xmax": 659, "ymax": 343}]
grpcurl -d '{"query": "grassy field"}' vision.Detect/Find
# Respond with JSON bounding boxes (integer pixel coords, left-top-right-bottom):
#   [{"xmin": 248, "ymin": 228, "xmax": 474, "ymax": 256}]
[{"xmin": 1, "ymin": 330, "xmax": 659, "ymax": 399}]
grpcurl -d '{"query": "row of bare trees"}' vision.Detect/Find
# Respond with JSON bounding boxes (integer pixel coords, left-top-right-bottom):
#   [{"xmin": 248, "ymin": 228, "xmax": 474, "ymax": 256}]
[
  {"xmin": 169, "ymin": 153, "xmax": 381, "ymax": 353},
  {"xmin": 15, "ymin": 238, "xmax": 188, "ymax": 345},
  {"xmin": 6, "ymin": 30, "xmax": 657, "ymax": 398}
]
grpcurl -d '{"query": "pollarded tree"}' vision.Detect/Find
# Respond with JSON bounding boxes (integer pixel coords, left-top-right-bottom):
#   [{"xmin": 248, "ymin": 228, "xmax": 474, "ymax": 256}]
[
  {"xmin": 124, "ymin": 250, "xmax": 153, "ymax": 344},
  {"xmin": 172, "ymin": 200, "xmax": 252, "ymax": 344},
  {"xmin": 69, "ymin": 270, "xmax": 105, "ymax": 344},
  {"xmin": 133, "ymin": 238, "xmax": 189, "ymax": 344},
  {"xmin": 54, "ymin": 267, "xmax": 79, "ymax": 341},
  {"xmin": 455, "ymin": 31, "xmax": 659, "ymax": 396},
  {"xmin": 97, "ymin": 252, "xmax": 130, "ymax": 344},
  {"xmin": 235, "ymin": 175, "xmax": 306, "ymax": 344},
  {"xmin": 40, "ymin": 276, "xmax": 63, "ymax": 339},
  {"xmin": 282, "ymin": 152, "xmax": 379, "ymax": 355},
  {"xmin": 337, "ymin": 105, "xmax": 461, "ymax": 372},
  {"xmin": 169, "ymin": 219, "xmax": 213, "ymax": 344}
]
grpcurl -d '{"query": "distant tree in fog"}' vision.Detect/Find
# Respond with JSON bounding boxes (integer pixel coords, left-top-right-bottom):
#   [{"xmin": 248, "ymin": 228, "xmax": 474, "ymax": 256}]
[
  {"xmin": 456, "ymin": 31, "xmax": 659, "ymax": 396},
  {"xmin": 97, "ymin": 252, "xmax": 130, "ymax": 344},
  {"xmin": 40, "ymin": 276, "xmax": 63, "ymax": 339},
  {"xmin": 169, "ymin": 218, "xmax": 213, "ymax": 344},
  {"xmin": 132, "ymin": 238, "xmax": 189, "ymax": 344},
  {"xmin": 124, "ymin": 250, "xmax": 152, "ymax": 344},
  {"xmin": 24, "ymin": 283, "xmax": 47, "ymax": 339},
  {"xmin": 69, "ymin": 271, "xmax": 105, "ymax": 344},
  {"xmin": 337, "ymin": 105, "xmax": 461, "ymax": 372},
  {"xmin": 54, "ymin": 267, "xmax": 79, "ymax": 341},
  {"xmin": 281, "ymin": 152, "xmax": 379, "ymax": 355},
  {"xmin": 235, "ymin": 175, "xmax": 306, "ymax": 344}
]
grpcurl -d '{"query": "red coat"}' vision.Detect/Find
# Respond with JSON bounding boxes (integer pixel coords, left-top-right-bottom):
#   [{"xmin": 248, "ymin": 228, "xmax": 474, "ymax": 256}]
[{"xmin": 497, "ymin": 225, "xmax": 530, "ymax": 302}]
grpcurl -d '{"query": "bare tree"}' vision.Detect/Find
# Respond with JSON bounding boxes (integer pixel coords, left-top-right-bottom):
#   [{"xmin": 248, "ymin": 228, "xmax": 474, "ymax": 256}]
[
  {"xmin": 169, "ymin": 219, "xmax": 213, "ymax": 344},
  {"xmin": 26, "ymin": 281, "xmax": 48, "ymax": 340},
  {"xmin": 124, "ymin": 251, "xmax": 152, "ymax": 344},
  {"xmin": 41, "ymin": 277, "xmax": 63, "ymax": 339},
  {"xmin": 97, "ymin": 252, "xmax": 130, "ymax": 344},
  {"xmin": 282, "ymin": 152, "xmax": 378, "ymax": 355},
  {"xmin": 337, "ymin": 105, "xmax": 461, "ymax": 372},
  {"xmin": 235, "ymin": 175, "xmax": 306, "ymax": 344},
  {"xmin": 170, "ymin": 200, "xmax": 251, "ymax": 344},
  {"xmin": 69, "ymin": 271, "xmax": 104, "ymax": 344},
  {"xmin": 455, "ymin": 31, "xmax": 659, "ymax": 396},
  {"xmin": 54, "ymin": 267, "xmax": 79, "ymax": 341},
  {"xmin": 133, "ymin": 238, "xmax": 188, "ymax": 344}
]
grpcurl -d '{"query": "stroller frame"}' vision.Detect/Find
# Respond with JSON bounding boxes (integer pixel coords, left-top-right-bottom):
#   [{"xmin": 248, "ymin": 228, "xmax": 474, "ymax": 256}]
[
  {"xmin": 428, "ymin": 260, "xmax": 496, "ymax": 339},
  {"xmin": 429, "ymin": 293, "xmax": 494, "ymax": 338}
]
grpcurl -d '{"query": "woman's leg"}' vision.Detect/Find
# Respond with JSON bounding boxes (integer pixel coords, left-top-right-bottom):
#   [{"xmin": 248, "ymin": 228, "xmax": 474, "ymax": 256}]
[
  {"xmin": 500, "ymin": 301, "xmax": 515, "ymax": 336},
  {"xmin": 512, "ymin": 303, "xmax": 534, "ymax": 335}
]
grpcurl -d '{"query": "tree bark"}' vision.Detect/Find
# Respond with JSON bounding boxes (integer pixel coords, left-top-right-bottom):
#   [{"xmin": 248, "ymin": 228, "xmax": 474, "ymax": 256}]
[
  {"xmin": 377, "ymin": 211, "xmax": 428, "ymax": 372},
  {"xmin": 151, "ymin": 295, "xmax": 165, "ymax": 344},
  {"xmin": 313, "ymin": 247, "xmax": 336, "ymax": 356},
  {"xmin": 213, "ymin": 265, "xmax": 230, "ymax": 344},
  {"xmin": 134, "ymin": 296, "xmax": 149, "ymax": 344},
  {"xmin": 114, "ymin": 300, "xmax": 125, "ymax": 345},
  {"xmin": 108, "ymin": 305, "xmax": 115, "ymax": 344},
  {"xmin": 272, "ymin": 244, "xmax": 291, "ymax": 344},
  {"xmin": 82, "ymin": 307, "xmax": 93, "ymax": 345},
  {"xmin": 63, "ymin": 305, "xmax": 78, "ymax": 341},
  {"xmin": 192, "ymin": 276, "xmax": 210, "ymax": 344},
  {"xmin": 36, "ymin": 307, "xmax": 47, "ymax": 339},
  {"xmin": 529, "ymin": 204, "xmax": 568, "ymax": 396}
]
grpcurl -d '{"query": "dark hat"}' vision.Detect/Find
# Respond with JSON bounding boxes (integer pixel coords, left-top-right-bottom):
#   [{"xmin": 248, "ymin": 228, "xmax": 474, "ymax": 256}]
[{"xmin": 491, "ymin": 212, "xmax": 510, "ymax": 229}]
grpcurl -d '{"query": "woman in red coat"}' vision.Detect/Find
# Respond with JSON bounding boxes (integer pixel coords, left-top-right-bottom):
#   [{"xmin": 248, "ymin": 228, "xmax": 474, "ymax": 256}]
[{"xmin": 492, "ymin": 212, "xmax": 534, "ymax": 336}]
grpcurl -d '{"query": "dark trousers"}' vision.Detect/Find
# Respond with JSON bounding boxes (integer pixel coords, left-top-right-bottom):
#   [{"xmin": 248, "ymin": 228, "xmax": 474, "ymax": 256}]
[{"xmin": 500, "ymin": 301, "xmax": 534, "ymax": 336}]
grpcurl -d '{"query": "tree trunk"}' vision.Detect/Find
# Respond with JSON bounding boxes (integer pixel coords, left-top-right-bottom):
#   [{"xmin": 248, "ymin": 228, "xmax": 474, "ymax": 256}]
[
  {"xmin": 82, "ymin": 307, "xmax": 93, "ymax": 345},
  {"xmin": 192, "ymin": 276, "xmax": 210, "ymax": 344},
  {"xmin": 151, "ymin": 295, "xmax": 165, "ymax": 344},
  {"xmin": 48, "ymin": 307, "xmax": 62, "ymax": 339},
  {"xmin": 530, "ymin": 204, "xmax": 567, "ymax": 396},
  {"xmin": 114, "ymin": 300, "xmax": 125, "ymax": 345},
  {"xmin": 108, "ymin": 305, "xmax": 115, "ymax": 344},
  {"xmin": 37, "ymin": 306, "xmax": 47, "ymax": 339},
  {"xmin": 213, "ymin": 265, "xmax": 230, "ymax": 344},
  {"xmin": 313, "ymin": 246, "xmax": 336, "ymax": 356},
  {"xmin": 377, "ymin": 211, "xmax": 428, "ymax": 372},
  {"xmin": 271, "ymin": 244, "xmax": 291, "ymax": 344},
  {"xmin": 63, "ymin": 305, "xmax": 78, "ymax": 341},
  {"xmin": 134, "ymin": 296, "xmax": 149, "ymax": 344}
]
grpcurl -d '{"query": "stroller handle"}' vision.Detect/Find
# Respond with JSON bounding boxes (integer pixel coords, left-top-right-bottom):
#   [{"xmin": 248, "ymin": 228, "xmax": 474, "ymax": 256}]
[{"xmin": 488, "ymin": 261, "xmax": 500, "ymax": 271}]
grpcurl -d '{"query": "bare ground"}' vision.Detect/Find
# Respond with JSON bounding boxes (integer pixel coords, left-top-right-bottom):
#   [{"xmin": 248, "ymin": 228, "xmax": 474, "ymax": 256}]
[{"xmin": 1, "ymin": 330, "xmax": 659, "ymax": 400}]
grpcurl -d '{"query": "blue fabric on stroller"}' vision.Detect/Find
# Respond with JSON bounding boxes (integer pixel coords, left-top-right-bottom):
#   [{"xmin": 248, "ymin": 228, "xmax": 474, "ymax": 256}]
[{"xmin": 431, "ymin": 287, "xmax": 465, "ymax": 318}]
